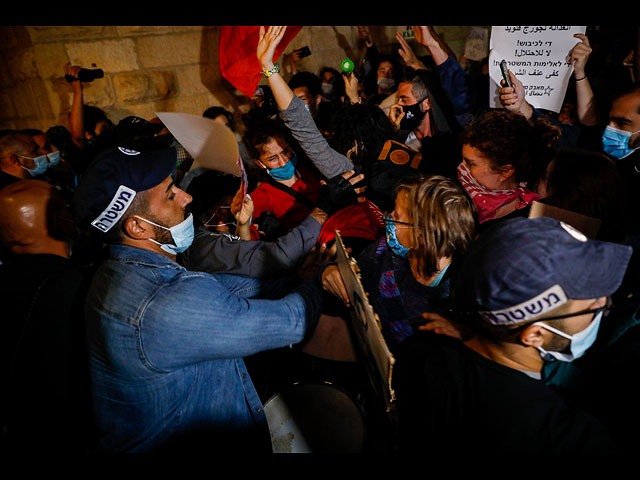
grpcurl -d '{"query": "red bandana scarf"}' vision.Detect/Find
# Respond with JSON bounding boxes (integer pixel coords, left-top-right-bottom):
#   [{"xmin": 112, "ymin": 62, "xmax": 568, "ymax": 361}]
[{"xmin": 457, "ymin": 163, "xmax": 539, "ymax": 223}]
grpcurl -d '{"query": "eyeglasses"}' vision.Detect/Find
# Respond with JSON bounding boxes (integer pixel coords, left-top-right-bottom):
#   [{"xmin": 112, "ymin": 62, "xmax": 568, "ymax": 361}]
[
  {"xmin": 203, "ymin": 206, "xmax": 234, "ymax": 228},
  {"xmin": 383, "ymin": 212, "xmax": 413, "ymax": 228}
]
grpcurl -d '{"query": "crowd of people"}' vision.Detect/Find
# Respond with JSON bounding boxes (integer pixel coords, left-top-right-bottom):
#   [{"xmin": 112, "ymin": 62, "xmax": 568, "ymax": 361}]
[{"xmin": 2, "ymin": 24, "xmax": 640, "ymax": 455}]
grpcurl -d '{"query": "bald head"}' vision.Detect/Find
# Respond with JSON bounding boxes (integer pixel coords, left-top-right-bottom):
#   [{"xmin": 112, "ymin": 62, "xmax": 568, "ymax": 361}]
[
  {"xmin": 0, "ymin": 132, "xmax": 42, "ymax": 179},
  {"xmin": 0, "ymin": 179, "xmax": 74, "ymax": 257}
]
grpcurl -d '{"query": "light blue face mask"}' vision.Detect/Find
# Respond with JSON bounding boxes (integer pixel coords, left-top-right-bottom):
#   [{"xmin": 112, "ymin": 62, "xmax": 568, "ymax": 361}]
[
  {"xmin": 17, "ymin": 153, "xmax": 49, "ymax": 176},
  {"xmin": 135, "ymin": 213, "xmax": 194, "ymax": 255},
  {"xmin": 46, "ymin": 150, "xmax": 61, "ymax": 167},
  {"xmin": 385, "ymin": 216, "xmax": 410, "ymax": 258},
  {"xmin": 534, "ymin": 310, "xmax": 602, "ymax": 362},
  {"xmin": 602, "ymin": 125, "xmax": 640, "ymax": 159},
  {"xmin": 427, "ymin": 262, "xmax": 451, "ymax": 287},
  {"xmin": 268, "ymin": 153, "xmax": 297, "ymax": 181}
]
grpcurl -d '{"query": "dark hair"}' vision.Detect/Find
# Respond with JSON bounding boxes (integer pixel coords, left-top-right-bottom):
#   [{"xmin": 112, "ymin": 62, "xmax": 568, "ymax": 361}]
[
  {"xmin": 102, "ymin": 190, "xmax": 150, "ymax": 244},
  {"xmin": 460, "ymin": 109, "xmax": 560, "ymax": 188},
  {"xmin": 83, "ymin": 106, "xmax": 113, "ymax": 136},
  {"xmin": 318, "ymin": 66, "xmax": 345, "ymax": 97},
  {"xmin": 328, "ymin": 103, "xmax": 395, "ymax": 168},
  {"xmin": 241, "ymin": 118, "xmax": 295, "ymax": 161},
  {"xmin": 363, "ymin": 53, "xmax": 403, "ymax": 97},
  {"xmin": 288, "ymin": 71, "xmax": 321, "ymax": 98},
  {"xmin": 203, "ymin": 106, "xmax": 233, "ymax": 124},
  {"xmin": 242, "ymin": 85, "xmax": 279, "ymax": 127}
]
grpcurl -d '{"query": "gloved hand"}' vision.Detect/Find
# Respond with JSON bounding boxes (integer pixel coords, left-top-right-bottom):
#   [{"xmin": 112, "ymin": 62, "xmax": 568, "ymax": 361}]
[
  {"xmin": 254, "ymin": 211, "xmax": 280, "ymax": 241},
  {"xmin": 315, "ymin": 170, "xmax": 365, "ymax": 216}
]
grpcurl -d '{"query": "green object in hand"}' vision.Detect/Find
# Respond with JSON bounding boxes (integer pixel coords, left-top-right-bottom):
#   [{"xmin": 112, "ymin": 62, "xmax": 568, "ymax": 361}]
[{"xmin": 341, "ymin": 58, "xmax": 355, "ymax": 73}]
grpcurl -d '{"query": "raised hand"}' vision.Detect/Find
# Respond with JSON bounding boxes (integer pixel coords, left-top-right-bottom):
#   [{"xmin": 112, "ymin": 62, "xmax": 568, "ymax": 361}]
[{"xmin": 257, "ymin": 25, "xmax": 287, "ymax": 71}]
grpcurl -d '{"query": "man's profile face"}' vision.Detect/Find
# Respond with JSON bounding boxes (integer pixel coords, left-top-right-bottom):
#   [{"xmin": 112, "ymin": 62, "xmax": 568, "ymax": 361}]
[
  {"xmin": 396, "ymin": 82, "xmax": 418, "ymax": 106},
  {"xmin": 145, "ymin": 176, "xmax": 193, "ymax": 231},
  {"xmin": 609, "ymin": 92, "xmax": 640, "ymax": 149},
  {"xmin": 12, "ymin": 134, "xmax": 45, "ymax": 173}
]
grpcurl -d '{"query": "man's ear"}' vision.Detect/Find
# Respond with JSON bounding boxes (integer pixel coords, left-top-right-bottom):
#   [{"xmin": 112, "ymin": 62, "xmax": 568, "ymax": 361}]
[
  {"xmin": 122, "ymin": 216, "xmax": 153, "ymax": 240},
  {"xmin": 421, "ymin": 97, "xmax": 431, "ymax": 112},
  {"xmin": 519, "ymin": 323, "xmax": 547, "ymax": 348},
  {"xmin": 9, "ymin": 153, "xmax": 22, "ymax": 167}
]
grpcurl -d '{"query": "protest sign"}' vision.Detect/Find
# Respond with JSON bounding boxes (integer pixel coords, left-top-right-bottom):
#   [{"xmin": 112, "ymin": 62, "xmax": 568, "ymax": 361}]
[
  {"xmin": 488, "ymin": 26, "xmax": 586, "ymax": 112},
  {"xmin": 155, "ymin": 112, "xmax": 241, "ymax": 177},
  {"xmin": 464, "ymin": 27, "xmax": 489, "ymax": 62}
]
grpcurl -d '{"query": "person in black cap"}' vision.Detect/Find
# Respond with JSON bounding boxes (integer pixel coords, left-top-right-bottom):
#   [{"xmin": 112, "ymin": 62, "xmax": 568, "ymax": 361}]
[
  {"xmin": 71, "ymin": 144, "xmax": 332, "ymax": 453},
  {"xmin": 392, "ymin": 216, "xmax": 632, "ymax": 454}
]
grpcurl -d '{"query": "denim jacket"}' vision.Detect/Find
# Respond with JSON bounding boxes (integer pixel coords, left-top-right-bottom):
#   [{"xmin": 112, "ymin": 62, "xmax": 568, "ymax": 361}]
[{"xmin": 85, "ymin": 244, "xmax": 322, "ymax": 453}]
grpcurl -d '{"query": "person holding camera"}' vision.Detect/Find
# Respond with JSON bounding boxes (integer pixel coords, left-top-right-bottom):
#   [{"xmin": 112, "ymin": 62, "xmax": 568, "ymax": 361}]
[{"xmin": 63, "ymin": 62, "xmax": 115, "ymax": 159}]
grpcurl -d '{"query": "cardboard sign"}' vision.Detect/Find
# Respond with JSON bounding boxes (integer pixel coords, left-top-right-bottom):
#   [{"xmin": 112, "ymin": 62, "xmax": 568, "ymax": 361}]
[
  {"xmin": 528, "ymin": 200, "xmax": 601, "ymax": 239},
  {"xmin": 334, "ymin": 231, "xmax": 396, "ymax": 412},
  {"xmin": 464, "ymin": 26, "xmax": 489, "ymax": 61},
  {"xmin": 488, "ymin": 26, "xmax": 586, "ymax": 112},
  {"xmin": 155, "ymin": 111, "xmax": 241, "ymax": 176}
]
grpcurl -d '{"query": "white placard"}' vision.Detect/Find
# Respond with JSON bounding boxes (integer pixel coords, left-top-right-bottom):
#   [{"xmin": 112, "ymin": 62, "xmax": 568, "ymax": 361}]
[
  {"xmin": 155, "ymin": 112, "xmax": 241, "ymax": 176},
  {"xmin": 488, "ymin": 26, "xmax": 586, "ymax": 113},
  {"xmin": 464, "ymin": 27, "xmax": 489, "ymax": 62}
]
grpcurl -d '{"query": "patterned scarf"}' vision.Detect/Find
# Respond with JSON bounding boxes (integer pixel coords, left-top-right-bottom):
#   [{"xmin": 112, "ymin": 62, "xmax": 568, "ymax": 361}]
[{"xmin": 457, "ymin": 163, "xmax": 539, "ymax": 223}]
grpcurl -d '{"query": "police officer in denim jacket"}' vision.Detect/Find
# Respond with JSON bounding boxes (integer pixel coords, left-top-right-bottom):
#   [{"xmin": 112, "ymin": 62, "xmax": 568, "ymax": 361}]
[{"xmin": 72, "ymin": 145, "xmax": 325, "ymax": 453}]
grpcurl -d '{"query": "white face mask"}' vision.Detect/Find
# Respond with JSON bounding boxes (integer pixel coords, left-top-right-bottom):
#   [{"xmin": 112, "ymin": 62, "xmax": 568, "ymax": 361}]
[{"xmin": 534, "ymin": 311, "xmax": 603, "ymax": 362}]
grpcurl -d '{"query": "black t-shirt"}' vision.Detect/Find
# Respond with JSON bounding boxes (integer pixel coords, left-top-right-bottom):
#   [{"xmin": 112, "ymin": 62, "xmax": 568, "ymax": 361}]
[
  {"xmin": 0, "ymin": 254, "xmax": 96, "ymax": 452},
  {"xmin": 392, "ymin": 331, "xmax": 618, "ymax": 454}
]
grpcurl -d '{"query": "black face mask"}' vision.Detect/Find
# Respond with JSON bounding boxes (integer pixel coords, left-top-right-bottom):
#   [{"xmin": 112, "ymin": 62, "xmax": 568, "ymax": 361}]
[{"xmin": 400, "ymin": 100, "xmax": 427, "ymax": 131}]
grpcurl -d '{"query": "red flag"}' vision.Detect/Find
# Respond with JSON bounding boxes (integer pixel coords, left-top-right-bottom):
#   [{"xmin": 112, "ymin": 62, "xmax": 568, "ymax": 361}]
[{"xmin": 219, "ymin": 26, "xmax": 303, "ymax": 97}]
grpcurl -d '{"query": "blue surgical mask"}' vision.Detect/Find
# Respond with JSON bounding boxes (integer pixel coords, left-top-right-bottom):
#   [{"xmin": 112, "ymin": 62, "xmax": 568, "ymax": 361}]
[
  {"xmin": 427, "ymin": 262, "xmax": 451, "ymax": 287},
  {"xmin": 602, "ymin": 125, "xmax": 640, "ymax": 159},
  {"xmin": 385, "ymin": 216, "xmax": 410, "ymax": 257},
  {"xmin": 268, "ymin": 153, "xmax": 297, "ymax": 181},
  {"xmin": 46, "ymin": 150, "xmax": 61, "ymax": 167},
  {"xmin": 17, "ymin": 153, "xmax": 49, "ymax": 176},
  {"xmin": 535, "ymin": 311, "xmax": 602, "ymax": 362},
  {"xmin": 135, "ymin": 213, "xmax": 194, "ymax": 255}
]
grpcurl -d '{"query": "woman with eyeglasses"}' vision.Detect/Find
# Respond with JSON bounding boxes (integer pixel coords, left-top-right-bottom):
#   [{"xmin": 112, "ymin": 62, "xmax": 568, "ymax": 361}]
[{"xmin": 322, "ymin": 174, "xmax": 477, "ymax": 351}]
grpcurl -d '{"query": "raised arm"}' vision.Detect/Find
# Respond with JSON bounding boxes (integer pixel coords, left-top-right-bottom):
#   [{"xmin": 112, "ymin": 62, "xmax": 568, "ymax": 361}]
[
  {"xmin": 568, "ymin": 33, "xmax": 598, "ymax": 126},
  {"xmin": 498, "ymin": 70, "xmax": 535, "ymax": 120},
  {"xmin": 256, "ymin": 25, "xmax": 294, "ymax": 110},
  {"xmin": 64, "ymin": 62, "xmax": 86, "ymax": 150},
  {"xmin": 413, "ymin": 26, "xmax": 452, "ymax": 66},
  {"xmin": 257, "ymin": 26, "xmax": 354, "ymax": 178}
]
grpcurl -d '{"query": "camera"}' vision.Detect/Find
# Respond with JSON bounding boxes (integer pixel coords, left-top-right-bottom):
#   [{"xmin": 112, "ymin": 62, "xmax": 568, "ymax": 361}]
[{"xmin": 65, "ymin": 68, "xmax": 104, "ymax": 83}]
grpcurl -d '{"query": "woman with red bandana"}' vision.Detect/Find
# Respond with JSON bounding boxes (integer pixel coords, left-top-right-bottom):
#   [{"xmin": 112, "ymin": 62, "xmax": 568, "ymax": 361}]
[{"xmin": 457, "ymin": 109, "xmax": 559, "ymax": 229}]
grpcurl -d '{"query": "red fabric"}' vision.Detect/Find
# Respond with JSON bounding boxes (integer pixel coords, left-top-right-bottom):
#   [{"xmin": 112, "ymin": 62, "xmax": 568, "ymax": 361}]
[
  {"xmin": 219, "ymin": 26, "xmax": 303, "ymax": 97},
  {"xmin": 457, "ymin": 163, "xmax": 539, "ymax": 223},
  {"xmin": 249, "ymin": 166, "xmax": 322, "ymax": 236},
  {"xmin": 249, "ymin": 166, "xmax": 384, "ymax": 244},
  {"xmin": 317, "ymin": 200, "xmax": 385, "ymax": 246}
]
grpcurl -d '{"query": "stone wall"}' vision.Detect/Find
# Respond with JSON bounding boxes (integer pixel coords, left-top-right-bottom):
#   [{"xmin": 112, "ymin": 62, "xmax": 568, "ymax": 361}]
[{"xmin": 0, "ymin": 26, "xmax": 476, "ymax": 135}]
